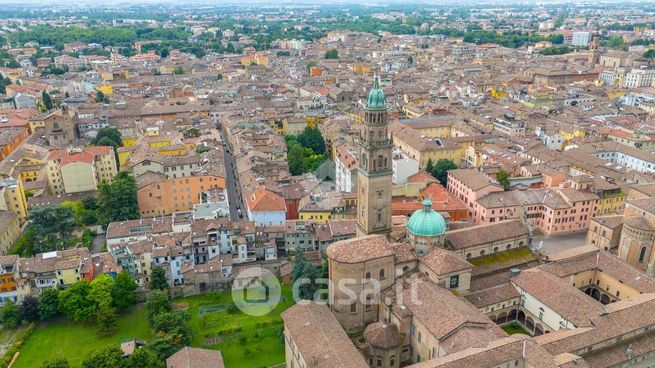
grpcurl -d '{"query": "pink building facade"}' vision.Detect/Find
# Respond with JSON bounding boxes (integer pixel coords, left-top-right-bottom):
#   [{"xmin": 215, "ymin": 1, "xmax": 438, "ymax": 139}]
[
  {"xmin": 473, "ymin": 188, "xmax": 599, "ymax": 236},
  {"xmin": 446, "ymin": 169, "xmax": 504, "ymax": 220}
]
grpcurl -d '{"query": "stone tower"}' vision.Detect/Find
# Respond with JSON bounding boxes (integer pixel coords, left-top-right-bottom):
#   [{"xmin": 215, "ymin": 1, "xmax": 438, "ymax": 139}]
[
  {"xmin": 357, "ymin": 77, "xmax": 392, "ymax": 237},
  {"xmin": 588, "ymin": 35, "xmax": 600, "ymax": 67}
]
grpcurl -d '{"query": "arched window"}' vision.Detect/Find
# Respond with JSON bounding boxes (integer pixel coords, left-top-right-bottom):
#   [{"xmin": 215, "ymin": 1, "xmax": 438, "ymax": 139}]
[
  {"xmin": 379, "ymin": 269, "xmax": 385, "ymax": 279},
  {"xmin": 466, "ymin": 253, "xmax": 472, "ymax": 259},
  {"xmin": 480, "ymin": 250, "xmax": 486, "ymax": 256},
  {"xmin": 639, "ymin": 247, "xmax": 647, "ymax": 262},
  {"xmin": 365, "ymin": 272, "xmax": 371, "ymax": 279}
]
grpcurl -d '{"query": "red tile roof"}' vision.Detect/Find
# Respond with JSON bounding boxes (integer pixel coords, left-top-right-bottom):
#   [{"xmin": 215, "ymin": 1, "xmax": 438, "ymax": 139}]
[
  {"xmin": 60, "ymin": 152, "xmax": 94, "ymax": 166},
  {"xmin": 246, "ymin": 186, "xmax": 286, "ymax": 212}
]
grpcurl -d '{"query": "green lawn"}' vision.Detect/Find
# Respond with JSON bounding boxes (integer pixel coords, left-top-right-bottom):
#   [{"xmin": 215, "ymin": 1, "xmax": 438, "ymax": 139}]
[
  {"xmin": 12, "ymin": 284, "xmax": 295, "ymax": 368},
  {"xmin": 502, "ymin": 323, "xmax": 530, "ymax": 335},
  {"xmin": 13, "ymin": 304, "xmax": 151, "ymax": 368},
  {"xmin": 179, "ymin": 284, "xmax": 295, "ymax": 368},
  {"xmin": 469, "ymin": 246, "xmax": 535, "ymax": 267}
]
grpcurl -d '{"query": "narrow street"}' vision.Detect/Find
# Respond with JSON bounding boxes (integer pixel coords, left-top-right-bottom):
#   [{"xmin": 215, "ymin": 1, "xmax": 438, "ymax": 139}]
[{"xmin": 216, "ymin": 123, "xmax": 244, "ymax": 220}]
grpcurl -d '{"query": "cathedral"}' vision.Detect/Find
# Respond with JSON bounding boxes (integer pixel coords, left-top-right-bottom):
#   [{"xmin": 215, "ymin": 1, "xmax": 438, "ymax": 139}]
[{"xmin": 282, "ymin": 78, "xmax": 655, "ymax": 368}]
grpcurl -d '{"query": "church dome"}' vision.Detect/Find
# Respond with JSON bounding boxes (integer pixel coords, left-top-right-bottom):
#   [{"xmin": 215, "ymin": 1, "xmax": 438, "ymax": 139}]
[
  {"xmin": 406, "ymin": 199, "xmax": 446, "ymax": 237},
  {"xmin": 366, "ymin": 76, "xmax": 387, "ymax": 110}
]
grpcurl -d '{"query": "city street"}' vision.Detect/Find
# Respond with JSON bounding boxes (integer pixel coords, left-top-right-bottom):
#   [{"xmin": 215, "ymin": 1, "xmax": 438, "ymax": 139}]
[{"xmin": 216, "ymin": 124, "xmax": 244, "ymax": 220}]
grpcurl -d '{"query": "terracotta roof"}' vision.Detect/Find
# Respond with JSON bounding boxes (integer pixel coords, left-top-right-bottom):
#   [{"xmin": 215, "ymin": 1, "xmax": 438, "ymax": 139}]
[
  {"xmin": 245, "ymin": 186, "xmax": 286, "ymax": 212},
  {"xmin": 326, "ymin": 235, "xmax": 394, "ymax": 264},
  {"xmin": 448, "ymin": 168, "xmax": 500, "ymax": 192},
  {"xmin": 407, "ymin": 172, "xmax": 436, "ymax": 187},
  {"xmin": 421, "ymin": 247, "xmax": 472, "ymax": 275},
  {"xmin": 511, "ymin": 268, "xmax": 604, "ymax": 327},
  {"xmin": 392, "ymin": 277, "xmax": 504, "ymax": 353},
  {"xmin": 445, "ymin": 220, "xmax": 528, "ymax": 251},
  {"xmin": 281, "ymin": 302, "xmax": 368, "ymax": 368},
  {"xmin": 363, "ymin": 322, "xmax": 400, "ymax": 349},
  {"xmin": 540, "ymin": 249, "xmax": 655, "ymax": 293},
  {"xmin": 537, "ymin": 295, "xmax": 655, "ymax": 356},
  {"xmin": 464, "ymin": 283, "xmax": 520, "ymax": 308},
  {"xmin": 165, "ymin": 347, "xmax": 224, "ymax": 368},
  {"xmin": 410, "ymin": 335, "xmax": 566, "ymax": 368},
  {"xmin": 60, "ymin": 152, "xmax": 95, "ymax": 166}
]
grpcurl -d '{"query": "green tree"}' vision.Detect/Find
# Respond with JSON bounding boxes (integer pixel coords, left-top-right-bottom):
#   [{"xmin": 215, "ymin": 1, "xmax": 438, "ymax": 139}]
[
  {"xmin": 429, "ymin": 159, "xmax": 458, "ymax": 186},
  {"xmin": 306, "ymin": 60, "xmax": 318, "ymax": 71},
  {"xmin": 425, "ymin": 158, "xmax": 434, "ymax": 174},
  {"xmin": 298, "ymin": 126, "xmax": 326, "ymax": 154},
  {"xmin": 183, "ymin": 128, "xmax": 201, "ymax": 138},
  {"xmin": 0, "ymin": 301, "xmax": 21, "ymax": 328},
  {"xmin": 216, "ymin": 73, "xmax": 223, "ymax": 80},
  {"xmin": 497, "ymin": 168, "xmax": 510, "ymax": 190},
  {"xmin": 644, "ymin": 49, "xmax": 655, "ymax": 59},
  {"xmin": 89, "ymin": 274, "xmax": 115, "ymax": 306},
  {"xmin": 42, "ymin": 91, "xmax": 53, "ymax": 110},
  {"xmin": 82, "ymin": 345, "xmax": 123, "ymax": 368},
  {"xmin": 146, "ymin": 290, "xmax": 171, "ymax": 326},
  {"xmin": 112, "ymin": 272, "xmax": 137, "ymax": 311},
  {"xmin": 96, "ymin": 171, "xmax": 139, "ymax": 225},
  {"xmin": 173, "ymin": 67, "xmax": 183, "ymax": 75},
  {"xmin": 149, "ymin": 267, "xmax": 169, "ymax": 291},
  {"xmin": 149, "ymin": 332, "xmax": 186, "ymax": 360},
  {"xmin": 91, "ymin": 127, "xmax": 122, "ymax": 148},
  {"xmin": 42, "ymin": 359, "xmax": 70, "ymax": 368},
  {"xmin": 20, "ymin": 295, "xmax": 40, "ymax": 322},
  {"xmin": 126, "ymin": 348, "xmax": 162, "ymax": 368},
  {"xmin": 95, "ymin": 90, "xmax": 109, "ymax": 103},
  {"xmin": 287, "ymin": 144, "xmax": 308, "ymax": 175},
  {"xmin": 292, "ymin": 250, "xmax": 319, "ymax": 300},
  {"xmin": 28, "ymin": 204, "xmax": 76, "ymax": 253},
  {"xmin": 151, "ymin": 310, "xmax": 190, "ymax": 340},
  {"xmin": 58, "ymin": 281, "xmax": 95, "ymax": 322},
  {"xmin": 96, "ymin": 304, "xmax": 118, "ymax": 336},
  {"xmin": 0, "ymin": 76, "xmax": 12, "ymax": 95},
  {"xmin": 324, "ymin": 48, "xmax": 339, "ymax": 59},
  {"xmin": 38, "ymin": 288, "xmax": 60, "ymax": 320}
]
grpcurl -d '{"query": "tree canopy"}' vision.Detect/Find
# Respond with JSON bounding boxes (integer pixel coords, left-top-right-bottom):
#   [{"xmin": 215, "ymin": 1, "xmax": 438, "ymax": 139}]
[
  {"xmin": 27, "ymin": 204, "xmax": 76, "ymax": 254},
  {"xmin": 38, "ymin": 288, "xmax": 60, "ymax": 321},
  {"xmin": 1, "ymin": 301, "xmax": 21, "ymax": 328},
  {"xmin": 427, "ymin": 159, "xmax": 458, "ymax": 186},
  {"xmin": 285, "ymin": 127, "xmax": 328, "ymax": 175},
  {"xmin": 96, "ymin": 171, "xmax": 140, "ymax": 226},
  {"xmin": 58, "ymin": 280, "xmax": 95, "ymax": 322},
  {"xmin": 112, "ymin": 272, "xmax": 137, "ymax": 311},
  {"xmin": 149, "ymin": 267, "xmax": 169, "ymax": 291},
  {"xmin": 91, "ymin": 127, "xmax": 122, "ymax": 148},
  {"xmin": 324, "ymin": 48, "xmax": 339, "ymax": 59},
  {"xmin": 497, "ymin": 168, "xmax": 511, "ymax": 190}
]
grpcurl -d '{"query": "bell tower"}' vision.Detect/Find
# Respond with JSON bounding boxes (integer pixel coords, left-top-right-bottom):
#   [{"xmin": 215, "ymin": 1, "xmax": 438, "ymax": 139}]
[
  {"xmin": 588, "ymin": 35, "xmax": 600, "ymax": 67},
  {"xmin": 357, "ymin": 76, "xmax": 392, "ymax": 237}
]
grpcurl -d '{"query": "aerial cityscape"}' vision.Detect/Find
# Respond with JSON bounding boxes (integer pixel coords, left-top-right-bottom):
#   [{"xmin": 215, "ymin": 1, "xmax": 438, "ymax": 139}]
[{"xmin": 1, "ymin": 1, "xmax": 655, "ymax": 367}]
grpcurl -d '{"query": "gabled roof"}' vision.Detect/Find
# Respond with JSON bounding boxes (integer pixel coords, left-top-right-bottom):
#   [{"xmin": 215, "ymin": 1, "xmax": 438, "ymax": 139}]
[{"xmin": 245, "ymin": 187, "xmax": 286, "ymax": 212}]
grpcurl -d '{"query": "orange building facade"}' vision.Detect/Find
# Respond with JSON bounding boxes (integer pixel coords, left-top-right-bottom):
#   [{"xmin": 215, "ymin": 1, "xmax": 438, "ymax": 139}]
[{"xmin": 137, "ymin": 175, "xmax": 227, "ymax": 216}]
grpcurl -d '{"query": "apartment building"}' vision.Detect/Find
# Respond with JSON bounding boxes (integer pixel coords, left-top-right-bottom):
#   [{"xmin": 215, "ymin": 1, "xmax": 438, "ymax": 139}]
[
  {"xmin": 136, "ymin": 172, "xmax": 227, "ymax": 216},
  {"xmin": 46, "ymin": 146, "xmax": 118, "ymax": 195}
]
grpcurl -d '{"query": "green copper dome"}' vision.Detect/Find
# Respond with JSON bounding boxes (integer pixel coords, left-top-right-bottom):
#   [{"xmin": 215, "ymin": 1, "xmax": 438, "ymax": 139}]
[
  {"xmin": 407, "ymin": 199, "xmax": 446, "ymax": 237},
  {"xmin": 367, "ymin": 76, "xmax": 387, "ymax": 110}
]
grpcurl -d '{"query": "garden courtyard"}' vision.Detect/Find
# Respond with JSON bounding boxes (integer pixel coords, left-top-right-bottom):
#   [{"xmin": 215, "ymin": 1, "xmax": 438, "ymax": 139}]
[{"xmin": 10, "ymin": 284, "xmax": 294, "ymax": 368}]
